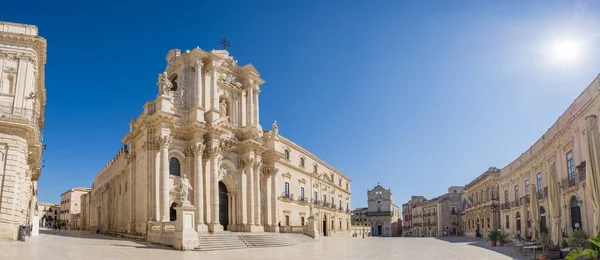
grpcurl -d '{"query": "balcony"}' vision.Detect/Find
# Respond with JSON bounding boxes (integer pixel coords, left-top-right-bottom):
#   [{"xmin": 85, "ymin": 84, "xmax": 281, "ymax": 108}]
[
  {"xmin": 561, "ymin": 176, "xmax": 578, "ymax": 189},
  {"xmin": 297, "ymin": 196, "xmax": 308, "ymax": 203},
  {"xmin": 577, "ymin": 161, "xmax": 586, "ymax": 182},
  {"xmin": 500, "ymin": 203, "xmax": 510, "ymax": 210},
  {"xmin": 366, "ymin": 211, "xmax": 393, "ymax": 217},
  {"xmin": 0, "ymin": 105, "xmax": 39, "ymax": 126},
  {"xmin": 280, "ymin": 193, "xmax": 294, "ymax": 200},
  {"xmin": 323, "ymin": 202, "xmax": 331, "ymax": 208},
  {"xmin": 520, "ymin": 195, "xmax": 530, "ymax": 205}
]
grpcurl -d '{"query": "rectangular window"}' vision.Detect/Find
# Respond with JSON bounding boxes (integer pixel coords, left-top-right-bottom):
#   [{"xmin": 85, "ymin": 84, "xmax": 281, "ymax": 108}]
[
  {"xmin": 314, "ymin": 191, "xmax": 318, "ymax": 203},
  {"xmin": 323, "ymin": 194, "xmax": 327, "ymax": 205},
  {"xmin": 300, "ymin": 187, "xmax": 305, "ymax": 200},
  {"xmin": 347, "ymin": 202, "xmax": 349, "ymax": 211},
  {"xmin": 525, "ymin": 180, "xmax": 530, "ymax": 194},
  {"xmin": 331, "ymin": 196, "xmax": 334, "ymax": 207},
  {"xmin": 285, "ymin": 215, "xmax": 290, "ymax": 226},
  {"xmin": 567, "ymin": 151, "xmax": 575, "ymax": 179},
  {"xmin": 284, "ymin": 182, "xmax": 290, "ymax": 196},
  {"xmin": 339, "ymin": 199, "xmax": 342, "ymax": 209},
  {"xmin": 504, "ymin": 190, "xmax": 508, "ymax": 204},
  {"xmin": 537, "ymin": 173, "xmax": 543, "ymax": 194},
  {"xmin": 514, "ymin": 185, "xmax": 518, "ymax": 201},
  {"xmin": 301, "ymin": 217, "xmax": 305, "ymax": 226},
  {"xmin": 505, "ymin": 215, "xmax": 510, "ymax": 228}
]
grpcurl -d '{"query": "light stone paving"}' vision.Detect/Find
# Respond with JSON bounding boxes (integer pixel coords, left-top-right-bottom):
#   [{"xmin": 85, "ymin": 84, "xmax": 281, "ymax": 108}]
[{"xmin": 0, "ymin": 230, "xmax": 530, "ymax": 260}]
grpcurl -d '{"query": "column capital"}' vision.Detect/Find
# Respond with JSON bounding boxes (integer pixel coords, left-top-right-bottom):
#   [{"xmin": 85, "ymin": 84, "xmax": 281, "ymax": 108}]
[
  {"xmin": 186, "ymin": 143, "xmax": 206, "ymax": 157},
  {"xmin": 203, "ymin": 145, "xmax": 221, "ymax": 159},
  {"xmin": 158, "ymin": 135, "xmax": 172, "ymax": 148},
  {"xmin": 262, "ymin": 166, "xmax": 279, "ymax": 177},
  {"xmin": 195, "ymin": 58, "xmax": 204, "ymax": 69}
]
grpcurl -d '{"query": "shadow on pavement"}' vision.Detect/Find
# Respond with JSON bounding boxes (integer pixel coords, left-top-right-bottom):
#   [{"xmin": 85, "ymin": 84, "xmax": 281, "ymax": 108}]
[
  {"xmin": 435, "ymin": 236, "xmax": 526, "ymax": 260},
  {"xmin": 39, "ymin": 229, "xmax": 166, "ymax": 250}
]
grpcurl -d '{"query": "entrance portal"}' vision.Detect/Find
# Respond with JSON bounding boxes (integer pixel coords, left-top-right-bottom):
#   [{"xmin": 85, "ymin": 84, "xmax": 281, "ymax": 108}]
[
  {"xmin": 219, "ymin": 181, "xmax": 229, "ymax": 230},
  {"xmin": 323, "ymin": 216, "xmax": 327, "ymax": 236},
  {"xmin": 377, "ymin": 225, "xmax": 383, "ymax": 236}
]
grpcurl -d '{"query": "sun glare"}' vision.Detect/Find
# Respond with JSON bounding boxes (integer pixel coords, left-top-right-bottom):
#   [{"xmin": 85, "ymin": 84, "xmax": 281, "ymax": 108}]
[{"xmin": 552, "ymin": 39, "xmax": 582, "ymax": 62}]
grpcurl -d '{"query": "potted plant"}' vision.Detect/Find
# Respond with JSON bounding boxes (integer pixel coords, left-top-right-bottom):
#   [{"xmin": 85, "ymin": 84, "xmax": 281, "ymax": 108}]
[
  {"xmin": 538, "ymin": 232, "xmax": 551, "ymax": 260},
  {"xmin": 499, "ymin": 232, "xmax": 509, "ymax": 246},
  {"xmin": 487, "ymin": 229, "xmax": 500, "ymax": 247}
]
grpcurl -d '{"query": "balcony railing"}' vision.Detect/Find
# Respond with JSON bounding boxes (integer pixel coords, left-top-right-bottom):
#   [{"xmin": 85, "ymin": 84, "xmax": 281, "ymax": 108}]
[
  {"xmin": 577, "ymin": 161, "xmax": 586, "ymax": 182},
  {"xmin": 366, "ymin": 211, "xmax": 393, "ymax": 217},
  {"xmin": 281, "ymin": 193, "xmax": 294, "ymax": 200},
  {"xmin": 561, "ymin": 175, "xmax": 578, "ymax": 189},
  {"xmin": 0, "ymin": 105, "xmax": 39, "ymax": 126},
  {"xmin": 297, "ymin": 196, "xmax": 308, "ymax": 203},
  {"xmin": 500, "ymin": 203, "xmax": 510, "ymax": 210}
]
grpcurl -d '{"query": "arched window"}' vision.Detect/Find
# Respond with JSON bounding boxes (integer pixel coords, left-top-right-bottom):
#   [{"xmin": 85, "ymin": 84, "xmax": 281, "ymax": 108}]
[
  {"xmin": 169, "ymin": 158, "xmax": 181, "ymax": 176},
  {"xmin": 570, "ymin": 196, "xmax": 582, "ymax": 230},
  {"xmin": 540, "ymin": 206, "xmax": 547, "ymax": 232},
  {"xmin": 313, "ymin": 164, "xmax": 318, "ymax": 173},
  {"xmin": 170, "ymin": 74, "xmax": 178, "ymax": 91},
  {"xmin": 300, "ymin": 157, "xmax": 305, "ymax": 167},
  {"xmin": 284, "ymin": 150, "xmax": 290, "ymax": 160}
]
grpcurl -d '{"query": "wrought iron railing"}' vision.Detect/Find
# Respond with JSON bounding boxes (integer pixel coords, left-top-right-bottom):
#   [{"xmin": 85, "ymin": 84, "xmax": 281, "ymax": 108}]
[
  {"xmin": 0, "ymin": 105, "xmax": 39, "ymax": 126},
  {"xmin": 280, "ymin": 192, "xmax": 293, "ymax": 200},
  {"xmin": 297, "ymin": 196, "xmax": 308, "ymax": 203},
  {"xmin": 561, "ymin": 175, "xmax": 578, "ymax": 189}
]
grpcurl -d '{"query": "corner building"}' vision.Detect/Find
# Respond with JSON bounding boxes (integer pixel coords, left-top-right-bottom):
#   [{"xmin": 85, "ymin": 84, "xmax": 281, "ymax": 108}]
[
  {"xmin": 461, "ymin": 167, "xmax": 501, "ymax": 237},
  {"xmin": 88, "ymin": 48, "xmax": 351, "ymax": 237},
  {"xmin": 0, "ymin": 22, "xmax": 46, "ymax": 240}
]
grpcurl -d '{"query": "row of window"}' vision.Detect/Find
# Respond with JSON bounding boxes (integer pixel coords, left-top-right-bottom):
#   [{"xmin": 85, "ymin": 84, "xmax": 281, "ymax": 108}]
[
  {"xmin": 283, "ymin": 182, "xmax": 349, "ymax": 210},
  {"xmin": 283, "ymin": 149, "xmax": 350, "ymax": 191},
  {"xmin": 504, "ymin": 150, "xmax": 575, "ymax": 203}
]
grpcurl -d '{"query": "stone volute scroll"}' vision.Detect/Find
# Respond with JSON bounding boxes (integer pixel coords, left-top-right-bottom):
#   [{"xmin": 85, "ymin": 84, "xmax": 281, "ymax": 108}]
[
  {"xmin": 179, "ymin": 174, "xmax": 193, "ymax": 205},
  {"xmin": 157, "ymin": 71, "xmax": 173, "ymax": 97}
]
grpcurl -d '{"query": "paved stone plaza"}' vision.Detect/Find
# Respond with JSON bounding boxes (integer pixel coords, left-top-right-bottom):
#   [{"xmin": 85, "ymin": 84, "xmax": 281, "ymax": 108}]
[{"xmin": 0, "ymin": 230, "xmax": 532, "ymax": 260}]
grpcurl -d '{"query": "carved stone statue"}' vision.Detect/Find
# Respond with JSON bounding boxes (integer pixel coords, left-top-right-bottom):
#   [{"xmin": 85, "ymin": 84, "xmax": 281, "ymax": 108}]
[
  {"xmin": 272, "ymin": 120, "xmax": 279, "ymax": 135},
  {"xmin": 157, "ymin": 71, "xmax": 173, "ymax": 96},
  {"xmin": 219, "ymin": 99, "xmax": 227, "ymax": 116},
  {"xmin": 179, "ymin": 174, "xmax": 193, "ymax": 204}
]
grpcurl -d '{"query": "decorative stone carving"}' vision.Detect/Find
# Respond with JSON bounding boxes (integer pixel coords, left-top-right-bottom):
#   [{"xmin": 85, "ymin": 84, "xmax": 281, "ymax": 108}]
[
  {"xmin": 157, "ymin": 71, "xmax": 173, "ymax": 96},
  {"xmin": 219, "ymin": 99, "xmax": 227, "ymax": 117},
  {"xmin": 179, "ymin": 174, "xmax": 193, "ymax": 204},
  {"xmin": 158, "ymin": 135, "xmax": 172, "ymax": 148},
  {"xmin": 173, "ymin": 75, "xmax": 186, "ymax": 109},
  {"xmin": 202, "ymin": 146, "xmax": 221, "ymax": 159},
  {"xmin": 262, "ymin": 166, "xmax": 279, "ymax": 177},
  {"xmin": 218, "ymin": 73, "xmax": 242, "ymax": 88},
  {"xmin": 272, "ymin": 120, "xmax": 278, "ymax": 135},
  {"xmin": 186, "ymin": 143, "xmax": 206, "ymax": 157}
]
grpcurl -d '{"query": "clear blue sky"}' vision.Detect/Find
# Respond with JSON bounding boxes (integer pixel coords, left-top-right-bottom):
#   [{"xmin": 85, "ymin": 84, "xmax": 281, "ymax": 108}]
[{"xmin": 2, "ymin": 1, "xmax": 600, "ymax": 207}]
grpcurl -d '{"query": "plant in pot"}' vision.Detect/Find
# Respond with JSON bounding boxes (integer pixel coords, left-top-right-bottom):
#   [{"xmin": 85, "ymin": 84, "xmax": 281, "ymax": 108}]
[
  {"xmin": 565, "ymin": 231, "xmax": 600, "ymax": 260},
  {"xmin": 499, "ymin": 232, "xmax": 509, "ymax": 246},
  {"xmin": 538, "ymin": 231, "xmax": 551, "ymax": 260},
  {"xmin": 487, "ymin": 229, "xmax": 500, "ymax": 247}
]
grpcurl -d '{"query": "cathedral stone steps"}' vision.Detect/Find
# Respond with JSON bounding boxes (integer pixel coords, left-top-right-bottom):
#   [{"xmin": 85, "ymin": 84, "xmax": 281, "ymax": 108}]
[
  {"xmin": 194, "ymin": 232, "xmax": 315, "ymax": 251},
  {"xmin": 195, "ymin": 233, "xmax": 248, "ymax": 251},
  {"xmin": 239, "ymin": 234, "xmax": 300, "ymax": 248}
]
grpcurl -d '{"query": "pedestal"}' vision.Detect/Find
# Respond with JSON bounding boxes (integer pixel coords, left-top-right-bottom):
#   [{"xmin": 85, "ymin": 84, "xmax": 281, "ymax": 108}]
[
  {"xmin": 188, "ymin": 106, "xmax": 205, "ymax": 123},
  {"xmin": 196, "ymin": 222, "xmax": 209, "ymax": 233},
  {"xmin": 173, "ymin": 203, "xmax": 199, "ymax": 251},
  {"xmin": 307, "ymin": 216, "xmax": 319, "ymax": 240}
]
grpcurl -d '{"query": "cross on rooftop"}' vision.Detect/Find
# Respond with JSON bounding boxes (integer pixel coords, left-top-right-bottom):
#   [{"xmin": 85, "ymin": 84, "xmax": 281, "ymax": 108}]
[{"xmin": 219, "ymin": 37, "xmax": 231, "ymax": 50}]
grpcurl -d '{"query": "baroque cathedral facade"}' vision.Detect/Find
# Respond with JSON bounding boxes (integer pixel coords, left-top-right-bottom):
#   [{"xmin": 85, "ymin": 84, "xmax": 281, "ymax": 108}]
[{"xmin": 87, "ymin": 47, "xmax": 351, "ymax": 236}]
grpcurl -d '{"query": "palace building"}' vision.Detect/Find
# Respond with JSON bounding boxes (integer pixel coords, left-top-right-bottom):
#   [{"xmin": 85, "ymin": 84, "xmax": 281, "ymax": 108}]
[
  {"xmin": 364, "ymin": 185, "xmax": 401, "ymax": 237},
  {"xmin": 461, "ymin": 167, "xmax": 501, "ymax": 237},
  {"xmin": 86, "ymin": 47, "xmax": 351, "ymax": 237},
  {"xmin": 0, "ymin": 22, "xmax": 47, "ymax": 240}
]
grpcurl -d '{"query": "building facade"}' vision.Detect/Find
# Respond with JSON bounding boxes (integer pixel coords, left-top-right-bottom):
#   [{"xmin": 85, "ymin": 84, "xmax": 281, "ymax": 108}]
[
  {"xmin": 351, "ymin": 207, "xmax": 368, "ymax": 223},
  {"xmin": 461, "ymin": 167, "xmax": 501, "ymax": 237},
  {"xmin": 402, "ymin": 195, "xmax": 425, "ymax": 236},
  {"xmin": 37, "ymin": 202, "xmax": 58, "ymax": 228},
  {"xmin": 364, "ymin": 185, "xmax": 400, "ymax": 236},
  {"xmin": 498, "ymin": 75, "xmax": 600, "ymax": 239},
  {"xmin": 0, "ymin": 22, "xmax": 47, "ymax": 240},
  {"xmin": 60, "ymin": 187, "xmax": 90, "ymax": 230},
  {"xmin": 87, "ymin": 48, "xmax": 351, "ymax": 237}
]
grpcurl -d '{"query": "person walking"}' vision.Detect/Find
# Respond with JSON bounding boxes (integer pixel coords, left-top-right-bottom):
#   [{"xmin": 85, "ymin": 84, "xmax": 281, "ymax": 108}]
[{"xmin": 278, "ymin": 221, "xmax": 283, "ymax": 232}]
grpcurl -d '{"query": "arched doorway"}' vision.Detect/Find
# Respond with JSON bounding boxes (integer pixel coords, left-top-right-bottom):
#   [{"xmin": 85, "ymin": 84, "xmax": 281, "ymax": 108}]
[
  {"xmin": 170, "ymin": 203, "xmax": 177, "ymax": 221},
  {"xmin": 516, "ymin": 212, "xmax": 521, "ymax": 236},
  {"xmin": 540, "ymin": 206, "xmax": 547, "ymax": 233},
  {"xmin": 218, "ymin": 181, "xmax": 229, "ymax": 230},
  {"xmin": 570, "ymin": 196, "xmax": 582, "ymax": 231}
]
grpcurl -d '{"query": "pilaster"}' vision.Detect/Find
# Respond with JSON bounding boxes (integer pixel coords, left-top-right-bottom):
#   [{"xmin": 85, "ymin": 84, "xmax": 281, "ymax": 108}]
[{"xmin": 187, "ymin": 142, "xmax": 207, "ymax": 232}]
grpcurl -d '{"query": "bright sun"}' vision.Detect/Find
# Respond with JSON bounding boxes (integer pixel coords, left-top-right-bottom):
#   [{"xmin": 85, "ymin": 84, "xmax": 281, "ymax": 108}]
[{"xmin": 552, "ymin": 39, "xmax": 582, "ymax": 62}]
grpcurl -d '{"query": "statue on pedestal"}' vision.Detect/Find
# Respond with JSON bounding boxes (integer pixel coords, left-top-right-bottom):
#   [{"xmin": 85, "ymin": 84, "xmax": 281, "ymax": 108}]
[
  {"xmin": 272, "ymin": 120, "xmax": 279, "ymax": 135},
  {"xmin": 179, "ymin": 174, "xmax": 193, "ymax": 204},
  {"xmin": 219, "ymin": 99, "xmax": 227, "ymax": 117},
  {"xmin": 157, "ymin": 71, "xmax": 173, "ymax": 96}
]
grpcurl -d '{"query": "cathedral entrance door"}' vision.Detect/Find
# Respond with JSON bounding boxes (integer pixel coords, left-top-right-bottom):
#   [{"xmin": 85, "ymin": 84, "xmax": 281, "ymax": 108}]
[
  {"xmin": 323, "ymin": 216, "xmax": 327, "ymax": 236},
  {"xmin": 218, "ymin": 181, "xmax": 229, "ymax": 230},
  {"xmin": 377, "ymin": 225, "xmax": 382, "ymax": 236}
]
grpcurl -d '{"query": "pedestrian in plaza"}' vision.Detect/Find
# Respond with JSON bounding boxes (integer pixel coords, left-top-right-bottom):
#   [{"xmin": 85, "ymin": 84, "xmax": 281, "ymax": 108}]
[{"xmin": 278, "ymin": 221, "xmax": 282, "ymax": 232}]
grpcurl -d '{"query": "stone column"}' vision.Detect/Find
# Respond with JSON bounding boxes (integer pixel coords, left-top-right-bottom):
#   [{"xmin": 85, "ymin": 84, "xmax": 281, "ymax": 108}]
[
  {"xmin": 247, "ymin": 161, "xmax": 255, "ymax": 226},
  {"xmin": 160, "ymin": 135, "xmax": 171, "ymax": 221},
  {"xmin": 205, "ymin": 143, "xmax": 222, "ymax": 232},
  {"xmin": 241, "ymin": 91, "xmax": 247, "ymax": 127},
  {"xmin": 246, "ymin": 86, "xmax": 254, "ymax": 126},
  {"xmin": 265, "ymin": 172, "xmax": 273, "ymax": 229},
  {"xmin": 210, "ymin": 62, "xmax": 219, "ymax": 112},
  {"xmin": 238, "ymin": 162, "xmax": 248, "ymax": 228},
  {"xmin": 253, "ymin": 159, "xmax": 262, "ymax": 227},
  {"xmin": 255, "ymin": 90, "xmax": 260, "ymax": 127},
  {"xmin": 128, "ymin": 151, "xmax": 137, "ymax": 232},
  {"xmin": 271, "ymin": 170, "xmax": 279, "ymax": 231},
  {"xmin": 195, "ymin": 59, "xmax": 203, "ymax": 108},
  {"xmin": 189, "ymin": 143, "xmax": 207, "ymax": 232},
  {"xmin": 202, "ymin": 152, "xmax": 211, "ymax": 225},
  {"xmin": 227, "ymin": 193, "xmax": 232, "ymax": 230}
]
